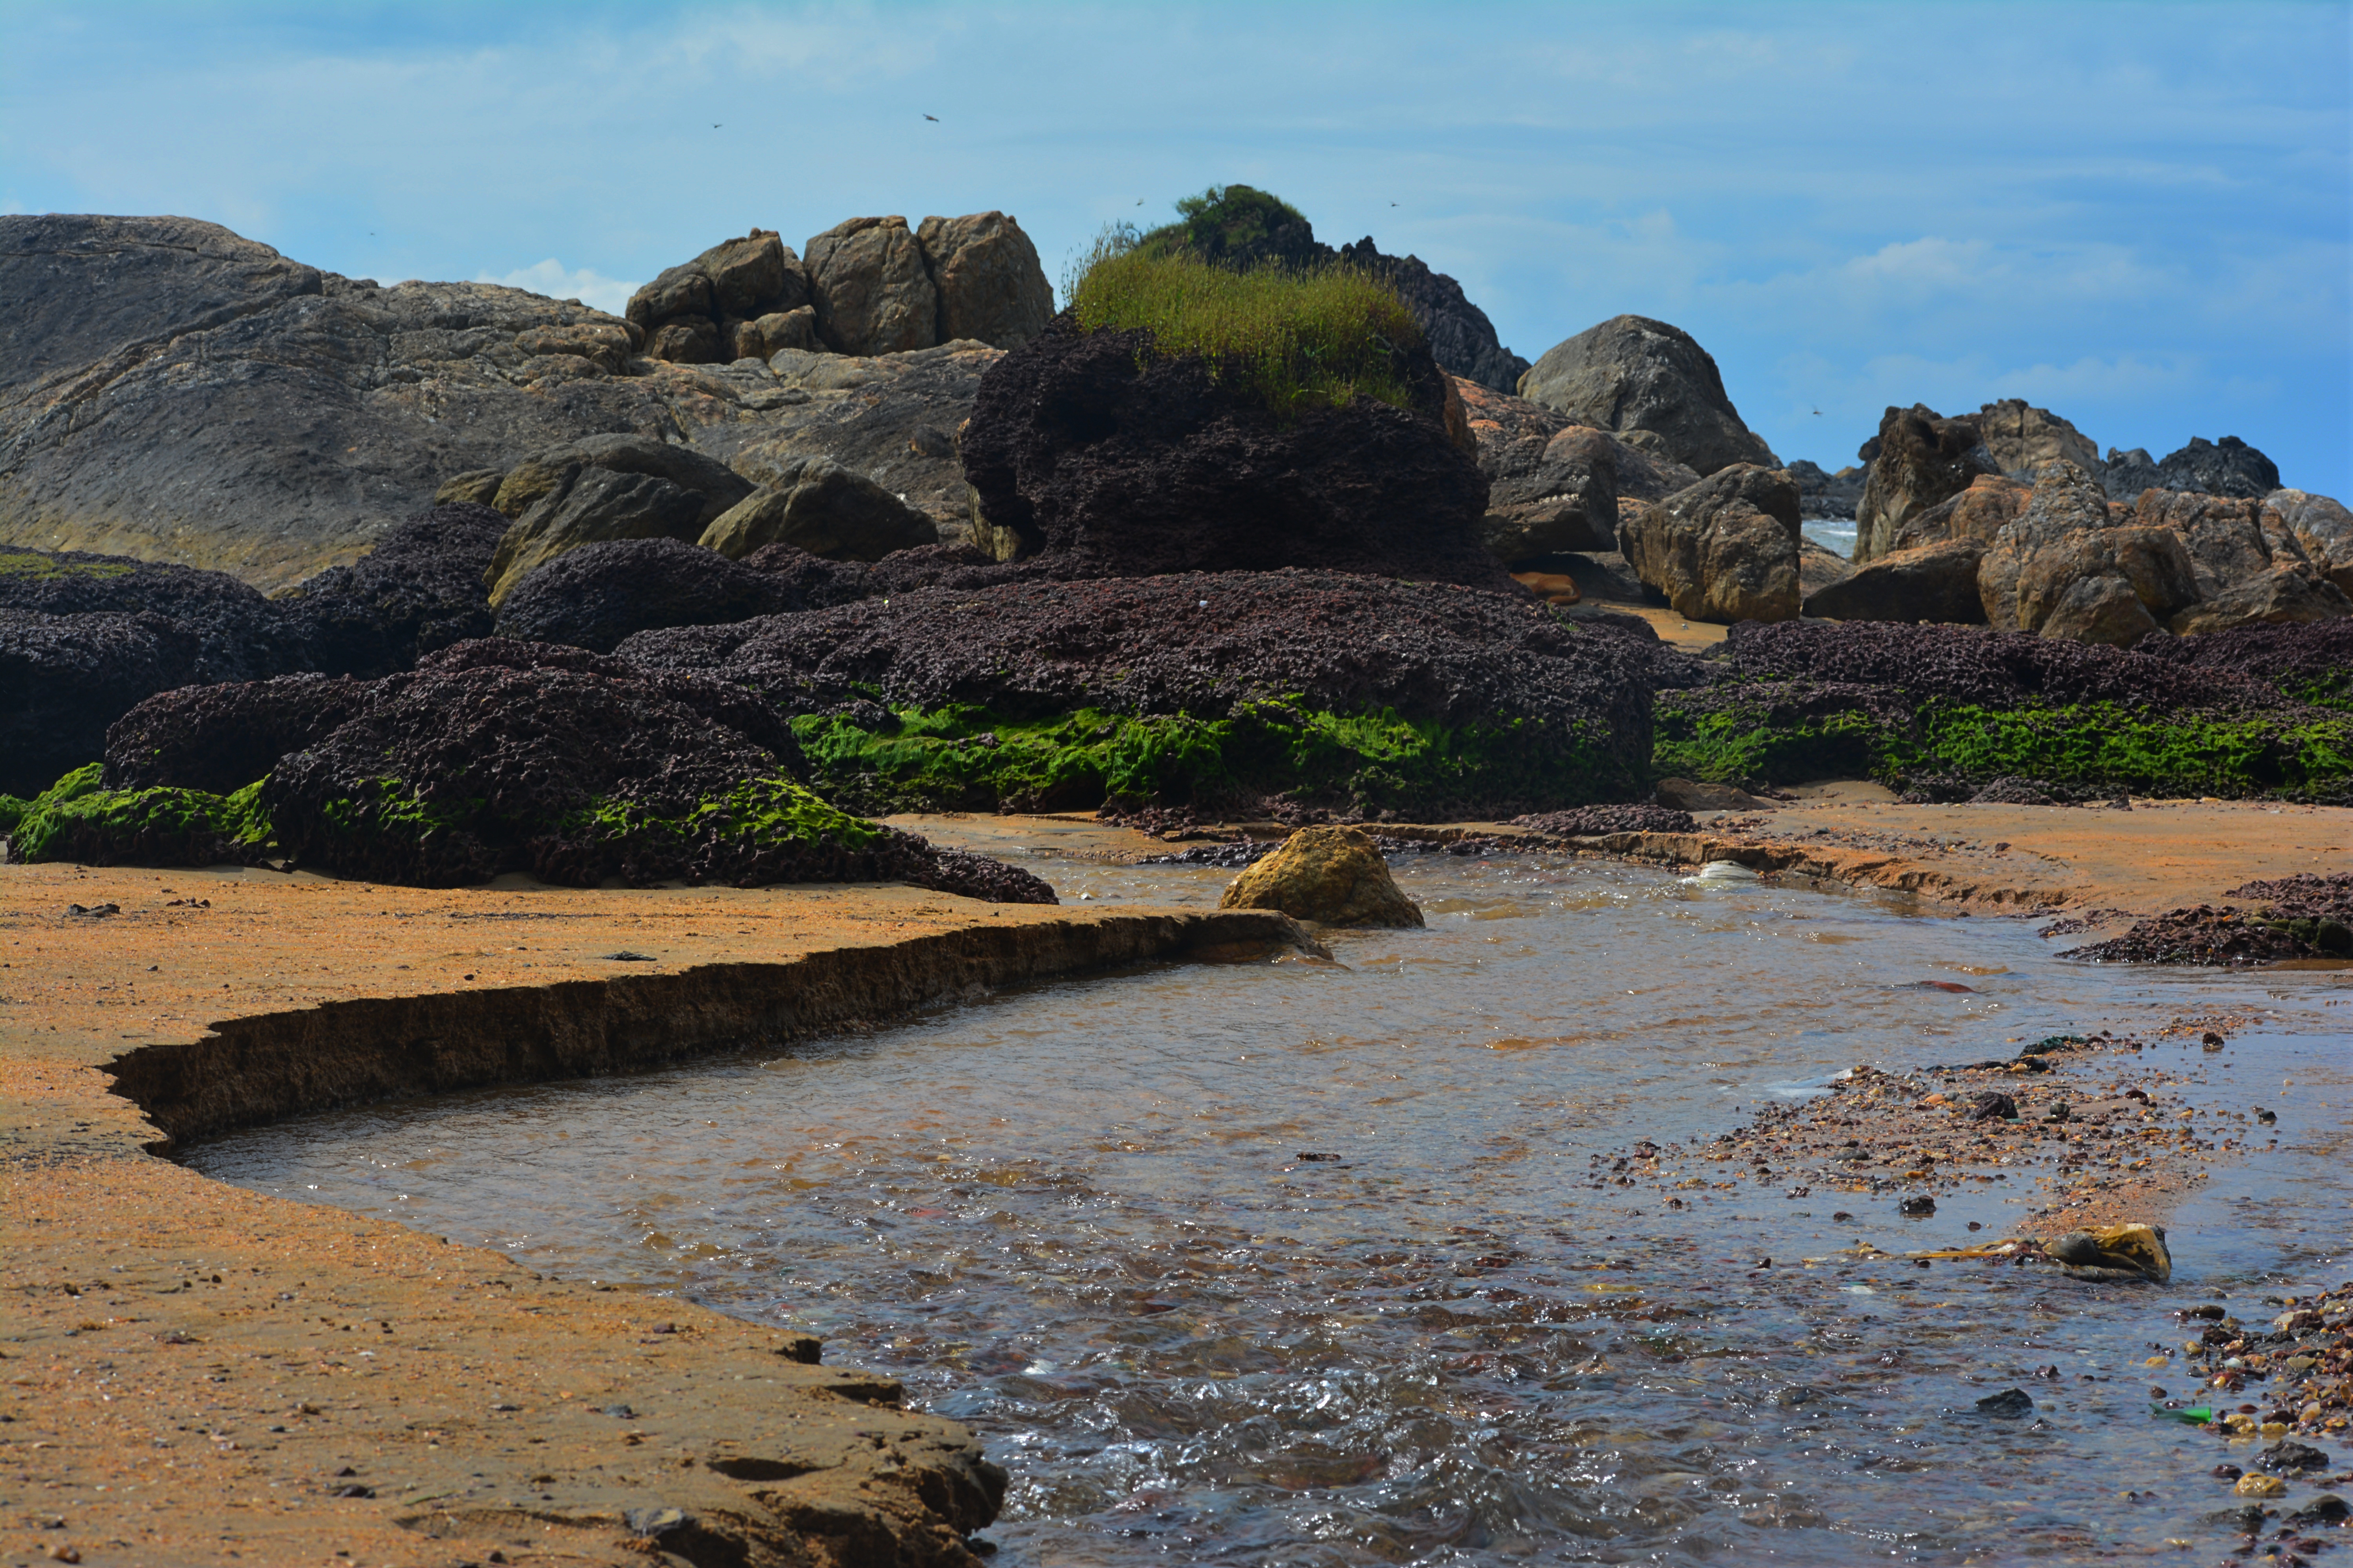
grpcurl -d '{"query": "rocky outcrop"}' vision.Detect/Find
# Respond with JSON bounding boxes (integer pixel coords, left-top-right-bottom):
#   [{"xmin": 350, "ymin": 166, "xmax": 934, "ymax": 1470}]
[
  {"xmin": 275, "ymin": 503, "xmax": 507, "ymax": 678},
  {"xmin": 1977, "ymin": 462, "xmax": 2200, "ymax": 644},
  {"xmin": 256, "ymin": 639, "xmax": 1053, "ymax": 899},
  {"xmin": 2133, "ymin": 489, "xmax": 2314, "ymax": 602},
  {"xmin": 2100, "ymin": 446, "xmax": 2164, "ymax": 497},
  {"xmin": 1802, "ymin": 537, "xmax": 1986, "ymax": 625},
  {"xmin": 1618, "ymin": 464, "xmax": 1803, "ymax": 624},
  {"xmin": 482, "ymin": 434, "xmax": 755, "ymax": 605},
  {"xmin": 1971, "ymin": 399, "xmax": 2099, "ymax": 478},
  {"xmin": 492, "ymin": 537, "xmax": 794, "ymax": 654},
  {"xmin": 2157, "ymin": 435, "xmax": 2279, "ymax": 499},
  {"xmin": 626, "ymin": 230, "xmax": 812, "ymax": 367},
  {"xmin": 1799, "ymin": 537, "xmax": 1855, "ymax": 600},
  {"xmin": 958, "ymin": 316, "xmax": 1505, "ymax": 585},
  {"xmin": 1885, "ymin": 473, "xmax": 2031, "ymax": 555},
  {"xmin": 1, "ymin": 609, "xmax": 202, "ymax": 797},
  {"xmin": 917, "ymin": 212, "xmax": 1054, "ymax": 349},
  {"xmin": 1219, "ymin": 825, "xmax": 1423, "ymax": 926},
  {"xmin": 1336, "ymin": 239, "xmax": 1529, "ymax": 393},
  {"xmin": 1450, "ymin": 377, "xmax": 1694, "ymax": 562},
  {"xmin": 1516, "ymin": 316, "xmax": 1777, "ymax": 477},
  {"xmin": 2168, "ymin": 565, "xmax": 2353, "ymax": 638},
  {"xmin": 618, "ymin": 570, "xmax": 1656, "ymax": 818},
  {"xmin": 1853, "ymin": 405, "xmax": 1998, "ymax": 563},
  {"xmin": 805, "ymin": 217, "xmax": 939, "ymax": 357},
  {"xmin": 2270, "ymin": 489, "xmax": 2353, "ymax": 595},
  {"xmin": 700, "ymin": 456, "xmax": 938, "ymax": 561}
]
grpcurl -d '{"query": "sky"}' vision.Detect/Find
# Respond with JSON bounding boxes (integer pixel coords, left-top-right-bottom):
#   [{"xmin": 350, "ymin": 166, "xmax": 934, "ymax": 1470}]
[{"xmin": 4, "ymin": 1, "xmax": 2348, "ymax": 494}]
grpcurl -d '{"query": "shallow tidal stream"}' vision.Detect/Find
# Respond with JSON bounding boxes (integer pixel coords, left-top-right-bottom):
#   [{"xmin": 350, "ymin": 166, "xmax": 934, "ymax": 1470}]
[{"xmin": 191, "ymin": 833, "xmax": 2352, "ymax": 1564}]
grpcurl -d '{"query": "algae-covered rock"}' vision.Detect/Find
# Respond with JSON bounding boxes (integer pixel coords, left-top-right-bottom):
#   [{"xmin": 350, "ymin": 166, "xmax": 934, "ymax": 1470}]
[
  {"xmin": 2047, "ymin": 1222, "xmax": 2171, "ymax": 1283},
  {"xmin": 277, "ymin": 503, "xmax": 508, "ymax": 678},
  {"xmin": 104, "ymin": 672, "xmax": 371, "ymax": 793},
  {"xmin": 10, "ymin": 762, "xmax": 268, "ymax": 867},
  {"xmin": 260, "ymin": 639, "xmax": 1052, "ymax": 900},
  {"xmin": 493, "ymin": 537, "xmax": 794, "ymax": 654},
  {"xmin": 1219, "ymin": 825, "xmax": 1422, "ymax": 928},
  {"xmin": 617, "ymin": 570, "xmax": 1654, "ymax": 819},
  {"xmin": 0, "ymin": 607, "xmax": 206, "ymax": 798},
  {"xmin": 0, "ymin": 545, "xmax": 300, "ymax": 683}
]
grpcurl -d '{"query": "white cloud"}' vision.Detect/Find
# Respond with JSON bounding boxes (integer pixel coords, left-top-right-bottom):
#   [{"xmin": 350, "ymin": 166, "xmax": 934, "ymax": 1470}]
[{"xmin": 475, "ymin": 258, "xmax": 640, "ymax": 316}]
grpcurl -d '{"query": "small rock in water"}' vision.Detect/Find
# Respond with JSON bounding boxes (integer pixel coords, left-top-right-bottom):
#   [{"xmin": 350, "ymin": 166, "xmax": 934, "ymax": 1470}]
[
  {"xmin": 1967, "ymin": 1090, "xmax": 2019, "ymax": 1121},
  {"xmin": 1975, "ymin": 1388, "xmax": 2034, "ymax": 1418},
  {"xmin": 2290, "ymin": 1494, "xmax": 2350, "ymax": 1525},
  {"xmin": 2256, "ymin": 1439, "xmax": 2332, "ymax": 1474},
  {"xmin": 2234, "ymin": 1472, "xmax": 2287, "ymax": 1498},
  {"xmin": 1899, "ymin": 1196, "xmax": 1936, "ymax": 1216}
]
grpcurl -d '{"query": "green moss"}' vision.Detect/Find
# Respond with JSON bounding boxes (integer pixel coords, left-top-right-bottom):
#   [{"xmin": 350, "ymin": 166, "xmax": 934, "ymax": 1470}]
[
  {"xmin": 1653, "ymin": 692, "xmax": 2353, "ymax": 798},
  {"xmin": 560, "ymin": 776, "xmax": 884, "ymax": 852},
  {"xmin": 11, "ymin": 762, "xmax": 273, "ymax": 864},
  {"xmin": 2279, "ymin": 671, "xmax": 2353, "ymax": 712},
  {"xmin": 0, "ymin": 792, "xmax": 32, "ymax": 837},
  {"xmin": 0, "ymin": 549, "xmax": 133, "ymax": 581},
  {"xmin": 1067, "ymin": 239, "xmax": 1423, "ymax": 417},
  {"xmin": 792, "ymin": 701, "xmax": 1635, "ymax": 817}
]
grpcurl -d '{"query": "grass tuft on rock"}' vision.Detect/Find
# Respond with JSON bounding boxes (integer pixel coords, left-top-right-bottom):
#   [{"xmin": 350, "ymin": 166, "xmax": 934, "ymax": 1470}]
[
  {"xmin": 0, "ymin": 549, "xmax": 135, "ymax": 582},
  {"xmin": 1067, "ymin": 233, "xmax": 1423, "ymax": 417}
]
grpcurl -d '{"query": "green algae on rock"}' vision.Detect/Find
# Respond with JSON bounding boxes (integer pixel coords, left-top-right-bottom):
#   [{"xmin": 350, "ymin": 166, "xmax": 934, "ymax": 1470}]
[{"xmin": 10, "ymin": 762, "xmax": 271, "ymax": 867}]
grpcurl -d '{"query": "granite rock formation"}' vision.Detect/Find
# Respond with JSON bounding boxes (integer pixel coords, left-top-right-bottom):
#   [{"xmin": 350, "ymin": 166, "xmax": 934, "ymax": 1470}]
[
  {"xmin": 1516, "ymin": 315, "xmax": 1777, "ymax": 477},
  {"xmin": 1802, "ymin": 538, "xmax": 1987, "ymax": 625},
  {"xmin": 483, "ymin": 434, "xmax": 755, "ymax": 605},
  {"xmin": 917, "ymin": 212, "xmax": 1056, "ymax": 349},
  {"xmin": 625, "ymin": 230, "xmax": 813, "ymax": 367},
  {"xmin": 1788, "ymin": 459, "xmax": 1866, "ymax": 520},
  {"xmin": 2270, "ymin": 490, "xmax": 2353, "ymax": 595},
  {"xmin": 1971, "ymin": 399, "xmax": 2100, "ymax": 478},
  {"xmin": 1853, "ymin": 405, "xmax": 1998, "ymax": 563},
  {"xmin": 1450, "ymin": 377, "xmax": 1692, "ymax": 561},
  {"xmin": 2156, "ymin": 436, "xmax": 2280, "ymax": 500},
  {"xmin": 1976, "ymin": 462, "xmax": 2200, "ymax": 644},
  {"xmin": 804, "ymin": 217, "xmax": 941, "ymax": 357},
  {"xmin": 700, "ymin": 456, "xmax": 939, "ymax": 561},
  {"xmin": 958, "ymin": 317, "xmax": 1505, "ymax": 586},
  {"xmin": 1618, "ymin": 464, "xmax": 1803, "ymax": 624}
]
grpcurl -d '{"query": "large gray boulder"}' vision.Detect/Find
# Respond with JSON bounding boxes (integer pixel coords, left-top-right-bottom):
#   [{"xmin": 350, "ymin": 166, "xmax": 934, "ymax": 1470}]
[
  {"xmin": 1449, "ymin": 376, "xmax": 1682, "ymax": 560},
  {"xmin": 699, "ymin": 456, "xmax": 939, "ymax": 561},
  {"xmin": 486, "ymin": 469, "xmax": 708, "ymax": 609},
  {"xmin": 916, "ymin": 212, "xmax": 1054, "ymax": 348},
  {"xmin": 0, "ymin": 214, "xmax": 684, "ymax": 592},
  {"xmin": 1517, "ymin": 315, "xmax": 1777, "ymax": 478},
  {"xmin": 1619, "ymin": 464, "xmax": 1802, "ymax": 624},
  {"xmin": 1853, "ymin": 405, "xmax": 1998, "ymax": 563},
  {"xmin": 806, "ymin": 217, "xmax": 938, "ymax": 357},
  {"xmin": 626, "ymin": 230, "xmax": 811, "ymax": 367}
]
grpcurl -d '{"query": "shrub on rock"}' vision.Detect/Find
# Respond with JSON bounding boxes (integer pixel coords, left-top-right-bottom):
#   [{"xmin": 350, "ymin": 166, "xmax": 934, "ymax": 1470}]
[
  {"xmin": 618, "ymin": 569, "xmax": 1653, "ymax": 819},
  {"xmin": 960, "ymin": 258, "xmax": 1502, "ymax": 583}
]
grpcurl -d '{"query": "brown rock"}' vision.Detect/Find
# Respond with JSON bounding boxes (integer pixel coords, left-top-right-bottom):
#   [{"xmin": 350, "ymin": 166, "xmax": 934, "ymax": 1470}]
[
  {"xmin": 625, "ymin": 262, "xmax": 714, "ymax": 333},
  {"xmin": 736, "ymin": 306, "xmax": 818, "ymax": 361},
  {"xmin": 1799, "ymin": 536, "xmax": 1855, "ymax": 600},
  {"xmin": 692, "ymin": 229, "xmax": 796, "ymax": 319},
  {"xmin": 1511, "ymin": 570, "xmax": 1580, "ymax": 605},
  {"xmin": 513, "ymin": 322, "xmax": 633, "ymax": 375},
  {"xmin": 647, "ymin": 318, "xmax": 720, "ymax": 365},
  {"xmin": 915, "ymin": 212, "xmax": 1053, "ymax": 348},
  {"xmin": 1803, "ymin": 537, "xmax": 1986, "ymax": 624},
  {"xmin": 1971, "ymin": 398, "xmax": 2099, "ymax": 477},
  {"xmin": 1619, "ymin": 464, "xmax": 1802, "ymax": 624},
  {"xmin": 1219, "ymin": 825, "xmax": 1423, "ymax": 928},
  {"xmin": 1855, "ymin": 405, "xmax": 1997, "ymax": 563},
  {"xmin": 1888, "ymin": 472, "xmax": 2031, "ymax": 553},
  {"xmin": 699, "ymin": 456, "xmax": 939, "ymax": 561},
  {"xmin": 2038, "ymin": 572, "xmax": 2161, "ymax": 647},
  {"xmin": 2169, "ymin": 564, "xmax": 2353, "ymax": 636},
  {"xmin": 805, "ymin": 216, "xmax": 938, "ymax": 357},
  {"xmin": 1977, "ymin": 461, "xmax": 2200, "ymax": 640},
  {"xmin": 2270, "ymin": 489, "xmax": 2353, "ymax": 595},
  {"xmin": 432, "ymin": 468, "xmax": 506, "ymax": 508},
  {"xmin": 2133, "ymin": 489, "xmax": 2312, "ymax": 599}
]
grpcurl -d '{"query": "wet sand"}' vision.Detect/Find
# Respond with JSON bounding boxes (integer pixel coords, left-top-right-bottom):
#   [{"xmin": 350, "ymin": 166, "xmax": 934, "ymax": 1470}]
[{"xmin": 0, "ymin": 864, "xmax": 1297, "ymax": 1567}]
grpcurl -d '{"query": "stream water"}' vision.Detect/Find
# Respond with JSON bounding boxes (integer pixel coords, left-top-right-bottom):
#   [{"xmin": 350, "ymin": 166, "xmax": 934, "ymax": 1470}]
[{"xmin": 189, "ymin": 830, "xmax": 2352, "ymax": 1564}]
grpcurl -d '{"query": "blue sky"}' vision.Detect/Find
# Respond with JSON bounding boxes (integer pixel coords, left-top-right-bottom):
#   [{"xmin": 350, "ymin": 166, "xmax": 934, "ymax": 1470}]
[{"xmin": 5, "ymin": 2, "xmax": 2347, "ymax": 494}]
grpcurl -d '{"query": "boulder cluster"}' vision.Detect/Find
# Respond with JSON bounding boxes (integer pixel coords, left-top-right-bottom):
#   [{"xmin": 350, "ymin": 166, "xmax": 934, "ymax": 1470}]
[{"xmin": 625, "ymin": 214, "xmax": 1053, "ymax": 364}]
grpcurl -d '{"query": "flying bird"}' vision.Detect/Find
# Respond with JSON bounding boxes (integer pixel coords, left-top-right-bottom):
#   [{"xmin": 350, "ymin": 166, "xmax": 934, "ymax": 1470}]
[{"xmin": 924, "ymin": 114, "xmax": 939, "ymax": 121}]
